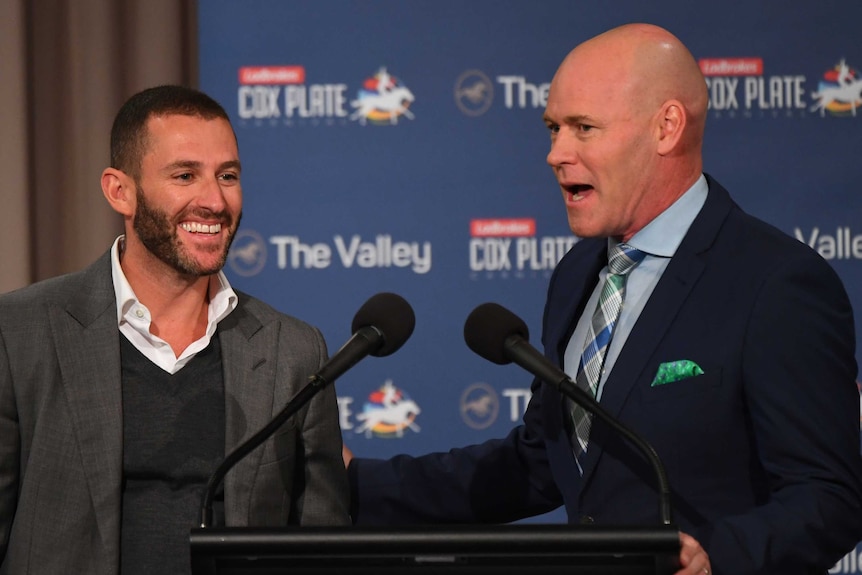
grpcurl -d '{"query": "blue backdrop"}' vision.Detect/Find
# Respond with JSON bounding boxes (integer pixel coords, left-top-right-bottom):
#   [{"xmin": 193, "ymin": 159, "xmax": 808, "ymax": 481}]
[{"xmin": 199, "ymin": 1, "xmax": 862, "ymax": 569}]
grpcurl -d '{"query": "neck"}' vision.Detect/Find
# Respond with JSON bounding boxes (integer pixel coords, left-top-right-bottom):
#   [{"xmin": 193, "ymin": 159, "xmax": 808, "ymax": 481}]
[{"xmin": 120, "ymin": 240, "xmax": 213, "ymax": 356}]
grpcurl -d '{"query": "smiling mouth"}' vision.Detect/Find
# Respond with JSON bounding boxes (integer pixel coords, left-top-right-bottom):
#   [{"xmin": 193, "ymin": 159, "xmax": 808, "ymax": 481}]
[{"xmin": 180, "ymin": 222, "xmax": 222, "ymax": 234}]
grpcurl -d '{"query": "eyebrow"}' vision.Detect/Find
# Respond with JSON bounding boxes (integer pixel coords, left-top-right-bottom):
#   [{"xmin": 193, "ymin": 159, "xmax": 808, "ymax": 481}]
[
  {"xmin": 163, "ymin": 159, "xmax": 242, "ymax": 173},
  {"xmin": 546, "ymin": 114, "xmax": 595, "ymax": 125},
  {"xmin": 219, "ymin": 160, "xmax": 242, "ymax": 173}
]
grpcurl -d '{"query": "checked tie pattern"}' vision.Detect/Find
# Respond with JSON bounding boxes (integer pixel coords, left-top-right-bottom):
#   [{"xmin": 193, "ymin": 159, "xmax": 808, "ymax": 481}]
[{"xmin": 570, "ymin": 243, "xmax": 646, "ymax": 458}]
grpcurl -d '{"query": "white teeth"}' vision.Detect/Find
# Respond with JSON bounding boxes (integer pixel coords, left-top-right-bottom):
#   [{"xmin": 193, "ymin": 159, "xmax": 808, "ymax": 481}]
[{"xmin": 181, "ymin": 222, "xmax": 221, "ymax": 234}]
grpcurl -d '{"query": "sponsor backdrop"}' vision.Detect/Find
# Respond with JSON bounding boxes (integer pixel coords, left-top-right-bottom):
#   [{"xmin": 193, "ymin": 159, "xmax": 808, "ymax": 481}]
[{"xmin": 199, "ymin": 1, "xmax": 862, "ymax": 569}]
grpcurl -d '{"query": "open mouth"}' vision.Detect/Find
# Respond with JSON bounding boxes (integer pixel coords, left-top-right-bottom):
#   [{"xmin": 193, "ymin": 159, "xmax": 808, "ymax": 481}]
[
  {"xmin": 180, "ymin": 222, "xmax": 222, "ymax": 234},
  {"xmin": 564, "ymin": 184, "xmax": 593, "ymax": 200}
]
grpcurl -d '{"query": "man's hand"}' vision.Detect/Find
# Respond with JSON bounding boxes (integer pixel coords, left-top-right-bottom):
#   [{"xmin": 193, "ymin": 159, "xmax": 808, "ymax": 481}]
[
  {"xmin": 675, "ymin": 532, "xmax": 712, "ymax": 575},
  {"xmin": 342, "ymin": 444, "xmax": 354, "ymax": 468}
]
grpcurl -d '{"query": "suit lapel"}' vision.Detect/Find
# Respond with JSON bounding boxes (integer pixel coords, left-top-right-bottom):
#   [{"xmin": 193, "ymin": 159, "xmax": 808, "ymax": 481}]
[
  {"xmin": 51, "ymin": 253, "xmax": 123, "ymax": 553},
  {"xmin": 540, "ymin": 239, "xmax": 606, "ymax": 498},
  {"xmin": 547, "ymin": 239, "xmax": 606, "ymax": 366},
  {"xmin": 219, "ymin": 300, "xmax": 278, "ymax": 525},
  {"xmin": 579, "ymin": 178, "xmax": 735, "ymax": 482}
]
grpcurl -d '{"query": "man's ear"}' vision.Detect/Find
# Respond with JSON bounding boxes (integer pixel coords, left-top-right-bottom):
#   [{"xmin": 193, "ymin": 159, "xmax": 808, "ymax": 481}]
[
  {"xmin": 101, "ymin": 168, "xmax": 136, "ymax": 217},
  {"xmin": 656, "ymin": 100, "xmax": 686, "ymax": 156}
]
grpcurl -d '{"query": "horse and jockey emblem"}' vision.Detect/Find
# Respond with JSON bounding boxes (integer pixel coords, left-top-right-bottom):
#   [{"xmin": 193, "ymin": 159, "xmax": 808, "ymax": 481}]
[
  {"xmin": 811, "ymin": 59, "xmax": 862, "ymax": 117},
  {"xmin": 350, "ymin": 67, "xmax": 415, "ymax": 125},
  {"xmin": 355, "ymin": 380, "xmax": 421, "ymax": 437}
]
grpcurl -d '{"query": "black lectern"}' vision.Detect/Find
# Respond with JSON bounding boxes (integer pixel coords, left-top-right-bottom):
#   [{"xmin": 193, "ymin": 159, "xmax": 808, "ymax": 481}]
[{"xmin": 190, "ymin": 523, "xmax": 680, "ymax": 575}]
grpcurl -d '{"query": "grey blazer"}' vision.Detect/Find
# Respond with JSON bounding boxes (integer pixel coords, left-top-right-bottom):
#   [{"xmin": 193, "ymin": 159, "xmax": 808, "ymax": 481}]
[{"xmin": 0, "ymin": 251, "xmax": 350, "ymax": 574}]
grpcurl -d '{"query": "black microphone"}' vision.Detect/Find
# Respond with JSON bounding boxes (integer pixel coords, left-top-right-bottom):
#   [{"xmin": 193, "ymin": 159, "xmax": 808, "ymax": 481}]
[
  {"xmin": 199, "ymin": 292, "xmax": 415, "ymax": 527},
  {"xmin": 312, "ymin": 292, "xmax": 415, "ymax": 386},
  {"xmin": 464, "ymin": 302, "xmax": 673, "ymax": 526}
]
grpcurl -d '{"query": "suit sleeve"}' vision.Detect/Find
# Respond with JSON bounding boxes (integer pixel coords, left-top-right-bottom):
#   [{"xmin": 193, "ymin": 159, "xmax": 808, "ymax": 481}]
[
  {"xmin": 348, "ymin": 375, "xmax": 563, "ymax": 525},
  {"xmin": 696, "ymin": 251, "xmax": 862, "ymax": 574},
  {"xmin": 291, "ymin": 325, "xmax": 352, "ymax": 526},
  {"xmin": 0, "ymin": 321, "xmax": 19, "ymax": 562}
]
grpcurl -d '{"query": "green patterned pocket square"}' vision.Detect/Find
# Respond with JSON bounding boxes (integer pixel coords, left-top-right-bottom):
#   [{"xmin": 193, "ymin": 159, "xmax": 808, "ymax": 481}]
[{"xmin": 651, "ymin": 360, "xmax": 704, "ymax": 386}]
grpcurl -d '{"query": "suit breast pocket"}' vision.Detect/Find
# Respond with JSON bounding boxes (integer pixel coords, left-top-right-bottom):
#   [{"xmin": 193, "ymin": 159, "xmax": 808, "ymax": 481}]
[{"xmin": 640, "ymin": 369, "xmax": 722, "ymax": 404}]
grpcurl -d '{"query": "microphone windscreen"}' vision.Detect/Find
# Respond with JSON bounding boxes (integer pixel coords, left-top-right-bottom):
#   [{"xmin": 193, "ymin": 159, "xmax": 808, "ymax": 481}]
[
  {"xmin": 464, "ymin": 303, "xmax": 530, "ymax": 365},
  {"xmin": 351, "ymin": 292, "xmax": 416, "ymax": 357}
]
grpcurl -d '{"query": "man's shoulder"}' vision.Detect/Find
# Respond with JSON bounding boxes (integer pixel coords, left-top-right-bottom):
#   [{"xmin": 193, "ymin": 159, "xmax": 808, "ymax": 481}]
[
  {"xmin": 721, "ymin": 196, "xmax": 829, "ymax": 265},
  {"xmin": 681, "ymin": 175, "xmax": 824, "ymax": 265},
  {"xmin": 0, "ymin": 254, "xmax": 111, "ymax": 315},
  {"xmin": 231, "ymin": 290, "xmax": 320, "ymax": 334}
]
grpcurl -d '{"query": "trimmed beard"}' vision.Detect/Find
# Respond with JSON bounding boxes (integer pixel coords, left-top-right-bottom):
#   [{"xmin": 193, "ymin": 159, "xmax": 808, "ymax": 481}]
[{"xmin": 132, "ymin": 185, "xmax": 240, "ymax": 277}]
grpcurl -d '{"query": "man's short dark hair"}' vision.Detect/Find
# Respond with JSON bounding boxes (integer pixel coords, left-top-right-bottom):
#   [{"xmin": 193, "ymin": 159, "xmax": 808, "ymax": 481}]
[{"xmin": 110, "ymin": 85, "xmax": 233, "ymax": 180}]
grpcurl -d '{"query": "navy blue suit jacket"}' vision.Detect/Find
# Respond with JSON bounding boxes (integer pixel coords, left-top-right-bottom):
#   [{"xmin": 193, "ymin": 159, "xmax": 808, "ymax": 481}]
[{"xmin": 350, "ymin": 177, "xmax": 862, "ymax": 574}]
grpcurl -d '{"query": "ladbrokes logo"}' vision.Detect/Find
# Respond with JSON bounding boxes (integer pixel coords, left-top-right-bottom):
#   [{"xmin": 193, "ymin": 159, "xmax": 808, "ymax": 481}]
[
  {"xmin": 350, "ymin": 67, "xmax": 415, "ymax": 125},
  {"xmin": 236, "ymin": 65, "xmax": 414, "ymax": 126},
  {"xmin": 700, "ymin": 56, "xmax": 862, "ymax": 119},
  {"xmin": 239, "ymin": 66, "xmax": 305, "ymax": 85},
  {"xmin": 469, "ymin": 218, "xmax": 577, "ymax": 279}
]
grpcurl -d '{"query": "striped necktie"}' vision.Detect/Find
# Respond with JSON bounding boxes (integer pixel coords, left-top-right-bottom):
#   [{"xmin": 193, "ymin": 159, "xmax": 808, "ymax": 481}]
[{"xmin": 570, "ymin": 243, "xmax": 646, "ymax": 458}]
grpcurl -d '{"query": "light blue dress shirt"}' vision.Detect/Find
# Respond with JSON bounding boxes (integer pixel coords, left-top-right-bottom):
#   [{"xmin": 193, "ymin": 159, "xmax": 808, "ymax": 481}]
[{"xmin": 563, "ymin": 174, "xmax": 709, "ymax": 401}]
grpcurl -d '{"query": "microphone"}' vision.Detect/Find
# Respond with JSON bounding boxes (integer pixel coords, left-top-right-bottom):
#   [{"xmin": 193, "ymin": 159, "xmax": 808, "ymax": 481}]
[
  {"xmin": 312, "ymin": 292, "xmax": 415, "ymax": 386},
  {"xmin": 199, "ymin": 292, "xmax": 415, "ymax": 527},
  {"xmin": 464, "ymin": 302, "xmax": 673, "ymax": 526}
]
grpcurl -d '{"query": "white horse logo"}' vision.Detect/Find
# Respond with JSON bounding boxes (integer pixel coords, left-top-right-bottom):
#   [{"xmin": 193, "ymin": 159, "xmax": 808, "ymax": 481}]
[
  {"xmin": 355, "ymin": 381, "xmax": 421, "ymax": 437},
  {"xmin": 811, "ymin": 59, "xmax": 862, "ymax": 116},
  {"xmin": 350, "ymin": 85, "xmax": 415, "ymax": 125}
]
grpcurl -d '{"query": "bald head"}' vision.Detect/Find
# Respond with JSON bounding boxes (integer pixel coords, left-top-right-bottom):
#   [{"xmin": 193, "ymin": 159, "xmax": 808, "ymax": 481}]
[
  {"xmin": 558, "ymin": 23, "xmax": 708, "ymax": 147},
  {"xmin": 543, "ymin": 24, "xmax": 709, "ymax": 240}
]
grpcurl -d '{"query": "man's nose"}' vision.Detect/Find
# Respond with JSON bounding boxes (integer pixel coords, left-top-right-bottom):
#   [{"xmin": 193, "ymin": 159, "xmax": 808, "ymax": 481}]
[
  {"xmin": 199, "ymin": 176, "xmax": 229, "ymax": 211},
  {"xmin": 546, "ymin": 131, "xmax": 577, "ymax": 168}
]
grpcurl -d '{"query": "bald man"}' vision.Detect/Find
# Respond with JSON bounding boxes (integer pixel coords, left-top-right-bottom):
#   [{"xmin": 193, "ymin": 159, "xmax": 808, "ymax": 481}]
[{"xmin": 345, "ymin": 24, "xmax": 862, "ymax": 575}]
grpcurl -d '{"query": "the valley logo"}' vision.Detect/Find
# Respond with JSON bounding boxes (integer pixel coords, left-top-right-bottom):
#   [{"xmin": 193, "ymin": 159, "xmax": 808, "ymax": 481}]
[
  {"xmin": 227, "ymin": 229, "xmax": 267, "ymax": 277},
  {"xmin": 454, "ymin": 70, "xmax": 494, "ymax": 116},
  {"xmin": 460, "ymin": 382, "xmax": 499, "ymax": 429}
]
